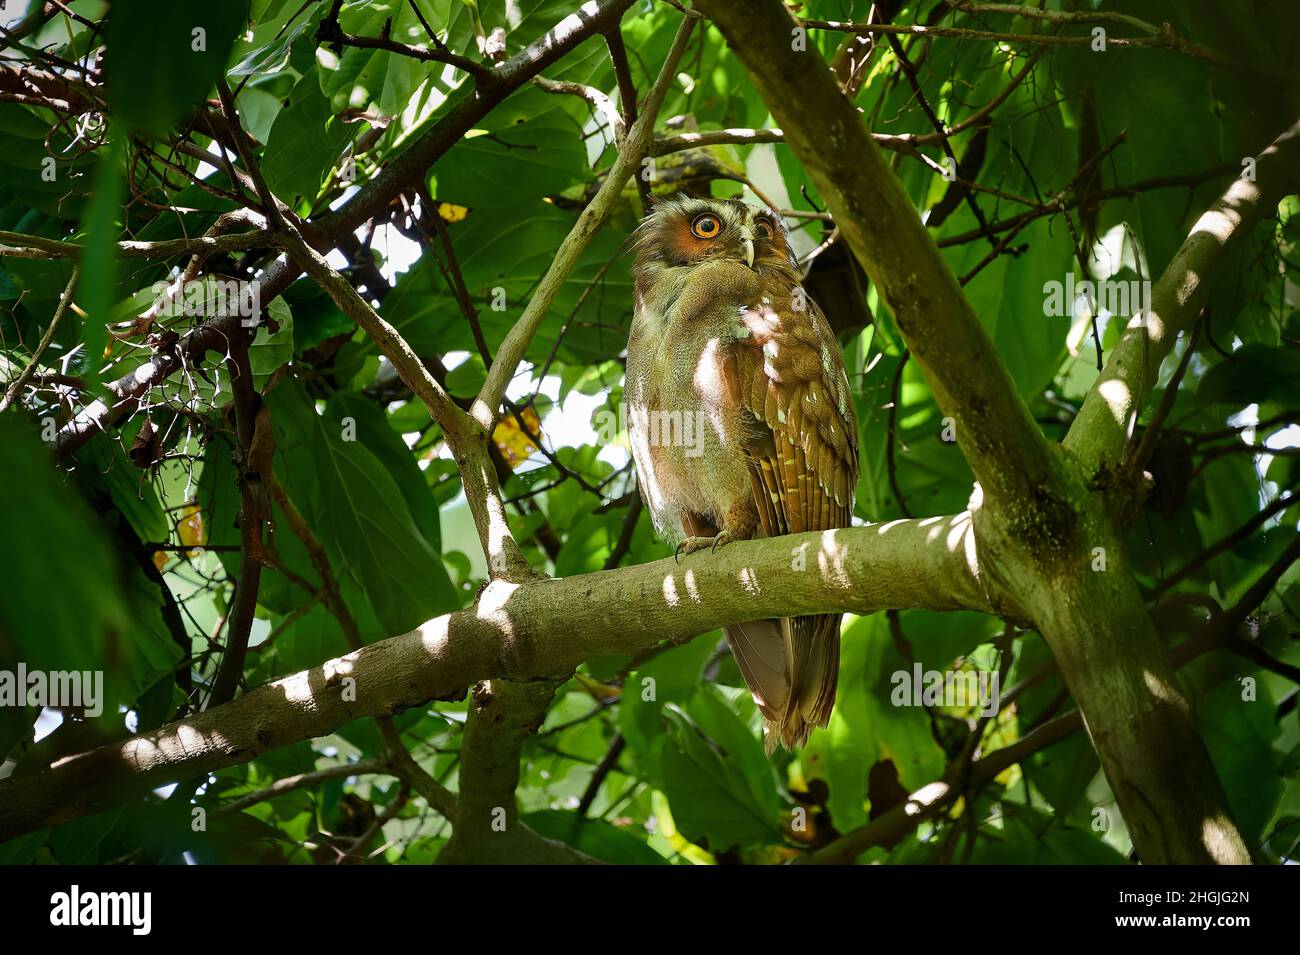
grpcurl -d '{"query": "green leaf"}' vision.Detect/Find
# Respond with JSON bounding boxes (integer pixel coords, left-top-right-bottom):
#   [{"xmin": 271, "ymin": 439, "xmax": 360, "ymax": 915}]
[
  {"xmin": 250, "ymin": 297, "xmax": 295, "ymax": 388},
  {"xmin": 312, "ymin": 406, "xmax": 458, "ymax": 633},
  {"xmin": 323, "ymin": 391, "xmax": 443, "ymax": 551},
  {"xmin": 105, "ymin": 0, "xmax": 250, "ymax": 136},
  {"xmin": 1197, "ymin": 344, "xmax": 1300, "ymax": 407},
  {"xmin": 0, "ymin": 416, "xmax": 130, "ymax": 684},
  {"xmin": 317, "ymin": 0, "xmax": 424, "ymax": 116},
  {"xmin": 660, "ymin": 704, "xmax": 780, "ymax": 850},
  {"xmin": 521, "ymin": 809, "xmax": 667, "ymax": 864},
  {"xmin": 263, "ymin": 73, "xmax": 354, "ymax": 212},
  {"xmin": 434, "ymin": 103, "xmax": 587, "ymax": 209},
  {"xmin": 75, "ymin": 135, "xmax": 126, "ymax": 394},
  {"xmin": 83, "ymin": 439, "xmax": 169, "ymax": 544},
  {"xmin": 231, "ymin": 18, "xmax": 316, "ymax": 77},
  {"xmin": 1198, "ymin": 679, "xmax": 1283, "ymax": 845}
]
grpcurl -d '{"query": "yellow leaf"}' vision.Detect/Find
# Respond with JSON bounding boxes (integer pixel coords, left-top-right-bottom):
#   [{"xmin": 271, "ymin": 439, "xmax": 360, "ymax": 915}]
[
  {"xmin": 438, "ymin": 202, "xmax": 469, "ymax": 223},
  {"xmin": 178, "ymin": 502, "xmax": 206, "ymax": 556},
  {"xmin": 492, "ymin": 407, "xmax": 541, "ymax": 469}
]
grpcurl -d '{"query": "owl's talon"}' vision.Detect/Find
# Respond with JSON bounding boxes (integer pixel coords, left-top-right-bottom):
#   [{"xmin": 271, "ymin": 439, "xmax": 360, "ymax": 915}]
[{"xmin": 675, "ymin": 532, "xmax": 736, "ymax": 559}]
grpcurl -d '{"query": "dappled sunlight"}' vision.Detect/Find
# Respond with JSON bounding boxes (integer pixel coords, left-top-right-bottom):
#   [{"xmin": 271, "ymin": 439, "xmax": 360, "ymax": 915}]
[
  {"xmin": 1125, "ymin": 309, "xmax": 1163, "ymax": 340},
  {"xmin": 1202, "ymin": 814, "xmax": 1247, "ymax": 865},
  {"xmin": 875, "ymin": 518, "xmax": 914, "ymax": 534},
  {"xmin": 418, "ymin": 616, "xmax": 452, "ymax": 655},
  {"xmin": 279, "ymin": 654, "xmax": 358, "ymax": 706},
  {"xmin": 1097, "ymin": 378, "xmax": 1132, "ymax": 428},
  {"xmin": 662, "ymin": 573, "xmax": 680, "ymax": 607},
  {"xmin": 475, "ymin": 580, "xmax": 519, "ymax": 637},
  {"xmin": 683, "ymin": 567, "xmax": 701, "ymax": 601},
  {"xmin": 906, "ymin": 781, "xmax": 950, "ymax": 816},
  {"xmin": 814, "ymin": 528, "xmax": 851, "ymax": 587},
  {"xmin": 1142, "ymin": 669, "xmax": 1187, "ymax": 709}
]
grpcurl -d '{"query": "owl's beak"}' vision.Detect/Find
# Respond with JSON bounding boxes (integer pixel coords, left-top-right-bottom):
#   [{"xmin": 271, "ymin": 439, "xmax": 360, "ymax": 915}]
[{"xmin": 742, "ymin": 237, "xmax": 755, "ymax": 269}]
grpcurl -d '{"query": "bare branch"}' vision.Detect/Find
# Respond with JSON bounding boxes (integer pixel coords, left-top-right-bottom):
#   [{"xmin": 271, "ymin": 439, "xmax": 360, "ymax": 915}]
[{"xmin": 0, "ymin": 265, "xmax": 77, "ymax": 414}]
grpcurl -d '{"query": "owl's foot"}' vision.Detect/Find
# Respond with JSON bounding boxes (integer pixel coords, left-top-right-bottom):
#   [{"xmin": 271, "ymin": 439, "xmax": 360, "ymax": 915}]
[{"xmin": 674, "ymin": 530, "xmax": 737, "ymax": 562}]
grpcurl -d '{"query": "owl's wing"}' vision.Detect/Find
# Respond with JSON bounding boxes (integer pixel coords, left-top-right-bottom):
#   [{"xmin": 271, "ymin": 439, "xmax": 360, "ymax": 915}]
[
  {"xmin": 722, "ymin": 285, "xmax": 860, "ymax": 749},
  {"xmin": 729, "ymin": 292, "xmax": 859, "ymax": 537}
]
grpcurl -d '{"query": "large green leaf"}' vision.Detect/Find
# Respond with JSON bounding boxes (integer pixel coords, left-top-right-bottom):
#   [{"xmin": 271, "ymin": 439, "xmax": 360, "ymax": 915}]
[
  {"xmin": 264, "ymin": 73, "xmax": 355, "ymax": 212},
  {"xmin": 105, "ymin": 0, "xmax": 250, "ymax": 136},
  {"xmin": 521, "ymin": 809, "xmax": 667, "ymax": 864},
  {"xmin": 434, "ymin": 101, "xmax": 587, "ymax": 209},
  {"xmin": 312, "ymin": 400, "xmax": 458, "ymax": 633},
  {"xmin": 660, "ymin": 705, "xmax": 781, "ymax": 851},
  {"xmin": 0, "ymin": 416, "xmax": 130, "ymax": 684},
  {"xmin": 317, "ymin": 0, "xmax": 425, "ymax": 116}
]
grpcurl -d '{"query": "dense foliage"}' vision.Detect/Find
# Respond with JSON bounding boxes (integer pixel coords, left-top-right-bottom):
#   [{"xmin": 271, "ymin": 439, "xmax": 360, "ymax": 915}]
[{"xmin": 0, "ymin": 0, "xmax": 1297, "ymax": 864}]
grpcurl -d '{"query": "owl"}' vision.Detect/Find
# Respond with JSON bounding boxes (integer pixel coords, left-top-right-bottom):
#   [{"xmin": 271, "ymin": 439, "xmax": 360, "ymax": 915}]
[{"xmin": 626, "ymin": 196, "xmax": 860, "ymax": 751}]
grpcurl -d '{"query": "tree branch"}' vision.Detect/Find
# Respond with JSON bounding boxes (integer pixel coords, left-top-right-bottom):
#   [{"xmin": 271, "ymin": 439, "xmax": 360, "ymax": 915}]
[
  {"xmin": 0, "ymin": 515, "xmax": 993, "ymax": 840},
  {"xmin": 0, "ymin": 264, "xmax": 77, "ymax": 414}
]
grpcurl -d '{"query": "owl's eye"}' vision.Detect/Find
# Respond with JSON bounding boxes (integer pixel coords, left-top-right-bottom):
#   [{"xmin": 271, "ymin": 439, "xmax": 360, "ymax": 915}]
[
  {"xmin": 754, "ymin": 219, "xmax": 775, "ymax": 240},
  {"xmin": 691, "ymin": 213, "xmax": 722, "ymax": 239}
]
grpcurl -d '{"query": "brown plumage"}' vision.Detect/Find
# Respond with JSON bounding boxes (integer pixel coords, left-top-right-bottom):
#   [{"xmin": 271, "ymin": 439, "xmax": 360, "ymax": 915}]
[{"xmin": 626, "ymin": 196, "xmax": 860, "ymax": 751}]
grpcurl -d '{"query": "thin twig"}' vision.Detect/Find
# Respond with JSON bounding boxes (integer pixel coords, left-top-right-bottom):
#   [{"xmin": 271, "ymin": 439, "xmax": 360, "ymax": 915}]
[{"xmin": 0, "ymin": 264, "xmax": 78, "ymax": 413}]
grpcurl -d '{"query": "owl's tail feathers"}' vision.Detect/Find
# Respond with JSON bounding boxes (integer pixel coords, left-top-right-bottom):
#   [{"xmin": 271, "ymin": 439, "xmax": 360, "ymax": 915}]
[{"xmin": 724, "ymin": 614, "xmax": 841, "ymax": 754}]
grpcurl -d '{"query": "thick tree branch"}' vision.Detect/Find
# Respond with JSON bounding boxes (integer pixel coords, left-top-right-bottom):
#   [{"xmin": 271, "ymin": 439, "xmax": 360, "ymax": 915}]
[{"xmin": 0, "ymin": 516, "xmax": 992, "ymax": 840}]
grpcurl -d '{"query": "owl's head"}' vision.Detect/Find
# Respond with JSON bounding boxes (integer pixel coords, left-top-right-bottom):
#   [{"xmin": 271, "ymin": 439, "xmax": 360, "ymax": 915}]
[{"xmin": 631, "ymin": 196, "xmax": 797, "ymax": 281}]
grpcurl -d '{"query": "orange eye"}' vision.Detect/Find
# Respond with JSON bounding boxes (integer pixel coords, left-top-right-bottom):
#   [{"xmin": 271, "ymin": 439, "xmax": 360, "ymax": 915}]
[
  {"xmin": 691, "ymin": 213, "xmax": 721, "ymax": 239},
  {"xmin": 754, "ymin": 218, "xmax": 775, "ymax": 240}
]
